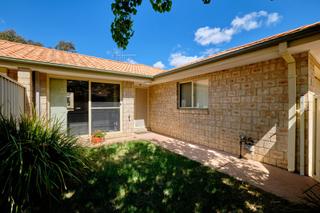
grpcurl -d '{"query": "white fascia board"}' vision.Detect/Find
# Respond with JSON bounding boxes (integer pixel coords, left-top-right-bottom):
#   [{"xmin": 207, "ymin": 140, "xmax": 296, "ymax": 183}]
[{"xmin": 152, "ymin": 46, "xmax": 280, "ymax": 84}]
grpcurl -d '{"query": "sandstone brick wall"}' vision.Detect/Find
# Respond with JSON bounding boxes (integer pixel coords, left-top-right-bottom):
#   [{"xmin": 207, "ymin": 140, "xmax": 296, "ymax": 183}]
[
  {"xmin": 7, "ymin": 69, "xmax": 17, "ymax": 81},
  {"xmin": 149, "ymin": 53, "xmax": 309, "ymax": 169},
  {"xmin": 39, "ymin": 72, "xmax": 47, "ymax": 118},
  {"xmin": 309, "ymin": 54, "xmax": 320, "ymax": 96},
  {"xmin": 122, "ymin": 81, "xmax": 135, "ymax": 135},
  {"xmin": 17, "ymin": 70, "xmax": 33, "ymax": 114}
]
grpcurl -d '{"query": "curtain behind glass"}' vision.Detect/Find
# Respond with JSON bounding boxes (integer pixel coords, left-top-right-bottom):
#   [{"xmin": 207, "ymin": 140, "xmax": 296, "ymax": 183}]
[
  {"xmin": 193, "ymin": 79, "xmax": 208, "ymax": 108},
  {"xmin": 180, "ymin": 82, "xmax": 192, "ymax": 107}
]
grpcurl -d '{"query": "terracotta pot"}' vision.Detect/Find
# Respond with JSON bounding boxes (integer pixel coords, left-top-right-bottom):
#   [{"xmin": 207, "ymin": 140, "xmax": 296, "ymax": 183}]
[{"xmin": 91, "ymin": 136, "xmax": 105, "ymax": 144}]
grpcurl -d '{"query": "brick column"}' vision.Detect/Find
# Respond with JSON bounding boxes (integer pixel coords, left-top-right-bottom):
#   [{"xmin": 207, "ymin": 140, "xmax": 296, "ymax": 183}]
[
  {"xmin": 39, "ymin": 73, "xmax": 48, "ymax": 118},
  {"xmin": 122, "ymin": 81, "xmax": 135, "ymax": 135},
  {"xmin": 17, "ymin": 69, "xmax": 33, "ymax": 114}
]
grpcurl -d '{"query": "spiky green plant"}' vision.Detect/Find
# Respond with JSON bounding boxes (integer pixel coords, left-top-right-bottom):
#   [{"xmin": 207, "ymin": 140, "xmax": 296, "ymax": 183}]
[{"xmin": 0, "ymin": 113, "xmax": 87, "ymax": 212}]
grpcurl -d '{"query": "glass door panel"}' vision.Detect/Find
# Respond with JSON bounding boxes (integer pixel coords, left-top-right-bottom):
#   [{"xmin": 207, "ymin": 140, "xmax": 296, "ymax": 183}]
[
  {"xmin": 91, "ymin": 82, "xmax": 120, "ymax": 132},
  {"xmin": 50, "ymin": 79, "xmax": 67, "ymax": 131},
  {"xmin": 67, "ymin": 80, "xmax": 89, "ymax": 136},
  {"xmin": 91, "ymin": 109, "xmax": 120, "ymax": 132},
  {"xmin": 91, "ymin": 82, "xmax": 120, "ymax": 107}
]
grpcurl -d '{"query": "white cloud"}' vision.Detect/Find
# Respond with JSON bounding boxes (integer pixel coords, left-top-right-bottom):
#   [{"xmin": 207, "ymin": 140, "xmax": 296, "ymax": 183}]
[
  {"xmin": 126, "ymin": 58, "xmax": 137, "ymax": 64},
  {"xmin": 267, "ymin": 12, "xmax": 281, "ymax": 25},
  {"xmin": 195, "ymin": 27, "xmax": 234, "ymax": 46},
  {"xmin": 195, "ymin": 11, "xmax": 281, "ymax": 46},
  {"xmin": 168, "ymin": 48, "xmax": 221, "ymax": 68},
  {"xmin": 202, "ymin": 48, "xmax": 220, "ymax": 56},
  {"xmin": 231, "ymin": 11, "xmax": 267, "ymax": 31},
  {"xmin": 153, "ymin": 61, "xmax": 165, "ymax": 69},
  {"xmin": 169, "ymin": 52, "xmax": 203, "ymax": 67}
]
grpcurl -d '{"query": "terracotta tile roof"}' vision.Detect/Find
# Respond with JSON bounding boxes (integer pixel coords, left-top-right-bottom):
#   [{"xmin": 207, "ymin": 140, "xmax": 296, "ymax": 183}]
[
  {"xmin": 0, "ymin": 40, "xmax": 164, "ymax": 76},
  {"xmin": 162, "ymin": 21, "xmax": 320, "ymax": 74}
]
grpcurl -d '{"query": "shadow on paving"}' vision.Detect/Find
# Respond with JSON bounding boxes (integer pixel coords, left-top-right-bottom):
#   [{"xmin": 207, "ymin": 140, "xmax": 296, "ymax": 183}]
[{"xmin": 54, "ymin": 141, "xmax": 311, "ymax": 213}]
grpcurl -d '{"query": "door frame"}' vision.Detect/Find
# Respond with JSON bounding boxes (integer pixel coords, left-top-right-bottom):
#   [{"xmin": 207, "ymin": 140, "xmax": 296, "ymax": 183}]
[
  {"xmin": 47, "ymin": 75, "xmax": 123, "ymax": 136},
  {"xmin": 134, "ymin": 86, "xmax": 149, "ymax": 129}
]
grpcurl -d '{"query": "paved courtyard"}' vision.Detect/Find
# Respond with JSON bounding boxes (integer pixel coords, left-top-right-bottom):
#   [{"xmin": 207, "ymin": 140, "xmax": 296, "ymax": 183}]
[{"xmin": 87, "ymin": 131, "xmax": 319, "ymax": 203}]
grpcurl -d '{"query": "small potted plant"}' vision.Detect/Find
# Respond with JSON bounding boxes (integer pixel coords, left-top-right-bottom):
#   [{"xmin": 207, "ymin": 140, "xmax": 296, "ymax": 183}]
[{"xmin": 91, "ymin": 130, "xmax": 106, "ymax": 144}]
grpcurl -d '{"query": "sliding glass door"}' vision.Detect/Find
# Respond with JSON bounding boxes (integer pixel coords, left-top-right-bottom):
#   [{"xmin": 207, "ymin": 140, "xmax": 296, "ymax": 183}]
[
  {"xmin": 91, "ymin": 82, "xmax": 120, "ymax": 132},
  {"xmin": 50, "ymin": 78, "xmax": 121, "ymax": 136}
]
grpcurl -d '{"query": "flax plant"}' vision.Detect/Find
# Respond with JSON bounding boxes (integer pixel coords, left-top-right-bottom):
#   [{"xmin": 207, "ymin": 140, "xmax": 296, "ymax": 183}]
[{"xmin": 0, "ymin": 113, "xmax": 87, "ymax": 212}]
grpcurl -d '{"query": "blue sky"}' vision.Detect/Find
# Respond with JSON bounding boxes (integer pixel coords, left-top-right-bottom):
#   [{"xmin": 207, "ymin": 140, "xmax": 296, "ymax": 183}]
[{"xmin": 0, "ymin": 0, "xmax": 319, "ymax": 69}]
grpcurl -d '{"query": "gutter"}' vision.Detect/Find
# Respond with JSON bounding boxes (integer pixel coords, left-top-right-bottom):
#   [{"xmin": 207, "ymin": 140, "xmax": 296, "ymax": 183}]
[
  {"xmin": 154, "ymin": 23, "xmax": 320, "ymax": 79},
  {"xmin": 0, "ymin": 56, "xmax": 154, "ymax": 80}
]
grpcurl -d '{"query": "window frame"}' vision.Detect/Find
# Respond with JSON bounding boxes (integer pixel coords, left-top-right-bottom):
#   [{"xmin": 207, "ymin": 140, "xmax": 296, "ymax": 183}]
[
  {"xmin": 178, "ymin": 81, "xmax": 193, "ymax": 108},
  {"xmin": 178, "ymin": 79, "xmax": 208, "ymax": 109},
  {"xmin": 90, "ymin": 82, "xmax": 121, "ymax": 133}
]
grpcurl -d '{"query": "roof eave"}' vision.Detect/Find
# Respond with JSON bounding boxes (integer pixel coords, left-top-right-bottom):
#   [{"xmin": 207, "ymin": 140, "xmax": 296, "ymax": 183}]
[
  {"xmin": 154, "ymin": 23, "xmax": 320, "ymax": 78},
  {"xmin": 0, "ymin": 55, "xmax": 154, "ymax": 80}
]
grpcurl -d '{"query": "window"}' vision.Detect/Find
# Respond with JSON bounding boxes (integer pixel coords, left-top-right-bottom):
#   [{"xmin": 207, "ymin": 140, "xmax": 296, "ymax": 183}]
[
  {"xmin": 178, "ymin": 79, "xmax": 208, "ymax": 108},
  {"xmin": 91, "ymin": 82, "xmax": 120, "ymax": 132},
  {"xmin": 179, "ymin": 82, "xmax": 192, "ymax": 107},
  {"xmin": 194, "ymin": 79, "xmax": 208, "ymax": 108}
]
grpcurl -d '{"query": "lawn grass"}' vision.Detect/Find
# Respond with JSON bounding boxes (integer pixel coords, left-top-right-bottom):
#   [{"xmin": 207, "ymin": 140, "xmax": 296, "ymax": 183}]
[{"xmin": 58, "ymin": 140, "xmax": 311, "ymax": 212}]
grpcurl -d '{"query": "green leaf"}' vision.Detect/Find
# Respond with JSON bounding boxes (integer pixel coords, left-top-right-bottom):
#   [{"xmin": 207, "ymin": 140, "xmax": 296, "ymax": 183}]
[{"xmin": 110, "ymin": 0, "xmax": 212, "ymax": 49}]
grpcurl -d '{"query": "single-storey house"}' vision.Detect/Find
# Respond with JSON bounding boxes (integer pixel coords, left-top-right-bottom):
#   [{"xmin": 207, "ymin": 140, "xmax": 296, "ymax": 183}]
[{"xmin": 1, "ymin": 22, "xmax": 320, "ymax": 182}]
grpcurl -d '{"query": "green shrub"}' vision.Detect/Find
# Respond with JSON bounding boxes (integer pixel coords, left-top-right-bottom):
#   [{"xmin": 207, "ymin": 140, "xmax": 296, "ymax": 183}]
[
  {"xmin": 0, "ymin": 113, "xmax": 87, "ymax": 212},
  {"xmin": 92, "ymin": 130, "xmax": 106, "ymax": 138}
]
